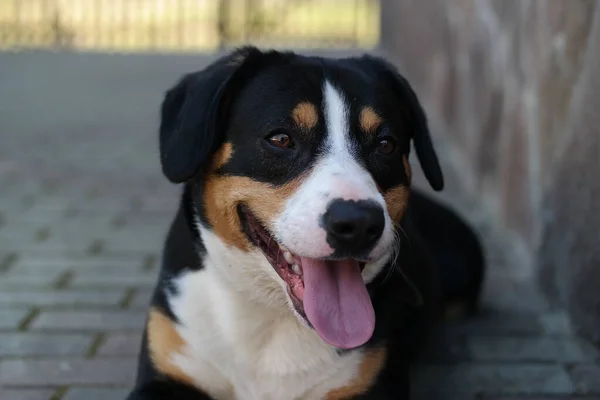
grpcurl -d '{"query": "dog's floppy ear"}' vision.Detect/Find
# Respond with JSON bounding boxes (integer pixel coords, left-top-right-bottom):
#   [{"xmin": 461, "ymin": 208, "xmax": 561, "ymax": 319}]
[
  {"xmin": 159, "ymin": 46, "xmax": 267, "ymax": 183},
  {"xmin": 357, "ymin": 56, "xmax": 444, "ymax": 191}
]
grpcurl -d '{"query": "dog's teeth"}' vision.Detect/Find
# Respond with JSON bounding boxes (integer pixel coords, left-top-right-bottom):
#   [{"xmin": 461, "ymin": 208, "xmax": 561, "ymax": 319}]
[
  {"xmin": 292, "ymin": 264, "xmax": 301, "ymax": 275},
  {"xmin": 279, "ymin": 244, "xmax": 290, "ymax": 253},
  {"xmin": 283, "ymin": 251, "xmax": 294, "ymax": 264}
]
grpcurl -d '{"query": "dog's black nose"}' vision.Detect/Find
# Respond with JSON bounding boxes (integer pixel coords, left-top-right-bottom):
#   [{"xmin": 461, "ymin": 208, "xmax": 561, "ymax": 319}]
[{"xmin": 322, "ymin": 199, "xmax": 385, "ymax": 255}]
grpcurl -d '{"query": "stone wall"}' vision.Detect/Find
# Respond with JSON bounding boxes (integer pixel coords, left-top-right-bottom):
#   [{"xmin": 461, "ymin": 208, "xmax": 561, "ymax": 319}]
[{"xmin": 380, "ymin": 0, "xmax": 600, "ymax": 343}]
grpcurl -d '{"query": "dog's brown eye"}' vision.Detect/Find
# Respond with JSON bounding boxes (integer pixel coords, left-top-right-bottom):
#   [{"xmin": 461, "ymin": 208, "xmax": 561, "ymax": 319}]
[
  {"xmin": 267, "ymin": 132, "xmax": 294, "ymax": 149},
  {"xmin": 376, "ymin": 137, "xmax": 395, "ymax": 155}
]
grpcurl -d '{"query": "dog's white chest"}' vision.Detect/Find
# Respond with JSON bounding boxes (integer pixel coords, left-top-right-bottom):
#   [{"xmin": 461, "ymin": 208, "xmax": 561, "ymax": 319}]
[{"xmin": 168, "ymin": 269, "xmax": 363, "ymax": 400}]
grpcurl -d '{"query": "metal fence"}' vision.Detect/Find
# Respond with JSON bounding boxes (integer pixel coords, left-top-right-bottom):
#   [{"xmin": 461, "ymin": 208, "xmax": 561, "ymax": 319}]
[{"xmin": 0, "ymin": 0, "xmax": 380, "ymax": 52}]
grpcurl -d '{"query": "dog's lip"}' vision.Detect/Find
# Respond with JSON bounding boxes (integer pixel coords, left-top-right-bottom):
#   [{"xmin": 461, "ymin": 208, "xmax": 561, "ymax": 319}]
[
  {"xmin": 238, "ymin": 204, "xmax": 304, "ymax": 275},
  {"xmin": 238, "ymin": 205, "xmax": 368, "ymax": 273},
  {"xmin": 238, "ymin": 205, "xmax": 374, "ymax": 272}
]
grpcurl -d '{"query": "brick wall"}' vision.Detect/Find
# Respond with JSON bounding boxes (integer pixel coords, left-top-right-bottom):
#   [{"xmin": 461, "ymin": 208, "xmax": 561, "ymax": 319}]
[{"xmin": 380, "ymin": 0, "xmax": 600, "ymax": 343}]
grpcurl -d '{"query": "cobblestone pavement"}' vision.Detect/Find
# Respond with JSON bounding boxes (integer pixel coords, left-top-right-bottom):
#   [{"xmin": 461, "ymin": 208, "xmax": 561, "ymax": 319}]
[{"xmin": 1, "ymin": 52, "xmax": 599, "ymax": 400}]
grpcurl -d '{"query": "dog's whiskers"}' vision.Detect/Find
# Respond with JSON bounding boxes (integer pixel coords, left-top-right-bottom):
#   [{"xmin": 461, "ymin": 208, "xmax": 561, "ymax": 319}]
[{"xmin": 380, "ymin": 229, "xmax": 403, "ymax": 286}]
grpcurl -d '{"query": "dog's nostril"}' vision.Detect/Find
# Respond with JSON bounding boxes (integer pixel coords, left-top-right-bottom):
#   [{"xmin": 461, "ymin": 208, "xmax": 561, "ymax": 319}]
[
  {"xmin": 332, "ymin": 222, "xmax": 356, "ymax": 237},
  {"xmin": 366, "ymin": 225, "xmax": 379, "ymax": 238}
]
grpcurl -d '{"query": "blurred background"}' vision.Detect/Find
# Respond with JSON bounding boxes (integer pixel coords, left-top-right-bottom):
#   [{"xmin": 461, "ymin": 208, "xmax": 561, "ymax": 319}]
[
  {"xmin": 1, "ymin": 1, "xmax": 600, "ymax": 399},
  {"xmin": 0, "ymin": 0, "xmax": 379, "ymax": 50}
]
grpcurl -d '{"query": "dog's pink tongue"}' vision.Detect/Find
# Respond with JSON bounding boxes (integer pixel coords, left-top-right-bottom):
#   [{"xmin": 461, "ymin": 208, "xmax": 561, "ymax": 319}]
[{"xmin": 301, "ymin": 258, "xmax": 375, "ymax": 349}]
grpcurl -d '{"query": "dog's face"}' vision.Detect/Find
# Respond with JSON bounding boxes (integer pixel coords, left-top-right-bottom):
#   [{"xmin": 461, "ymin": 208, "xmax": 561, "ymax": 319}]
[{"xmin": 159, "ymin": 47, "xmax": 443, "ymax": 350}]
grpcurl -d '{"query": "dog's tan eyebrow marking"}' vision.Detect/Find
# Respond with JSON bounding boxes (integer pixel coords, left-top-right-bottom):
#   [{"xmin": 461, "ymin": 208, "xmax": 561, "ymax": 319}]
[
  {"xmin": 359, "ymin": 106, "xmax": 383, "ymax": 135},
  {"xmin": 147, "ymin": 308, "xmax": 195, "ymax": 387},
  {"xmin": 210, "ymin": 142, "xmax": 234, "ymax": 171},
  {"xmin": 326, "ymin": 347, "xmax": 387, "ymax": 399},
  {"xmin": 292, "ymin": 101, "xmax": 319, "ymax": 130},
  {"xmin": 383, "ymin": 184, "xmax": 410, "ymax": 223}
]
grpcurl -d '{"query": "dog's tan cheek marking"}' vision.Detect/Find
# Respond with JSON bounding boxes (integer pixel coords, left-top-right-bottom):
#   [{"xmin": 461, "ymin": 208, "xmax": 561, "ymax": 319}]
[
  {"xmin": 147, "ymin": 308, "xmax": 195, "ymax": 386},
  {"xmin": 359, "ymin": 107, "xmax": 383, "ymax": 135},
  {"xmin": 203, "ymin": 169, "xmax": 305, "ymax": 251},
  {"xmin": 325, "ymin": 347, "xmax": 387, "ymax": 399},
  {"xmin": 292, "ymin": 101, "xmax": 318, "ymax": 130},
  {"xmin": 402, "ymin": 155, "xmax": 412, "ymax": 183},
  {"xmin": 383, "ymin": 185, "xmax": 410, "ymax": 223}
]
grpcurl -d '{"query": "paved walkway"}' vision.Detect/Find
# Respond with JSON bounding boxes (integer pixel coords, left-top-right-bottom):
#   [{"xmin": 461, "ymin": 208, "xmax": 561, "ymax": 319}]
[{"xmin": 0, "ymin": 51, "xmax": 599, "ymax": 400}]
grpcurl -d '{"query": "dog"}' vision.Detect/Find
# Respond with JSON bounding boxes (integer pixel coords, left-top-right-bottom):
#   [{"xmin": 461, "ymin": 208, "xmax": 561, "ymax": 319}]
[{"xmin": 127, "ymin": 46, "xmax": 485, "ymax": 400}]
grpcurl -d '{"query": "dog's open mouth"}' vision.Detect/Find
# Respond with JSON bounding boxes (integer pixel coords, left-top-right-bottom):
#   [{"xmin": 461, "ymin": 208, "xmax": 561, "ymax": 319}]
[{"xmin": 239, "ymin": 205, "xmax": 375, "ymax": 349}]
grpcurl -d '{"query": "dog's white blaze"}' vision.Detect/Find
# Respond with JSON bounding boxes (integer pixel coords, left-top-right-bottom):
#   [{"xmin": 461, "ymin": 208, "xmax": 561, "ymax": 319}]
[
  {"xmin": 323, "ymin": 80, "xmax": 354, "ymax": 162},
  {"xmin": 273, "ymin": 80, "xmax": 395, "ymax": 279},
  {"xmin": 169, "ymin": 227, "xmax": 364, "ymax": 400}
]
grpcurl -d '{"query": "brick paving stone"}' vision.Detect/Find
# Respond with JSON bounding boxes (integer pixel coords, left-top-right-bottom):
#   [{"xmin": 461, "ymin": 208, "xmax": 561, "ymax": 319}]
[
  {"xmin": 0, "ymin": 181, "xmax": 43, "ymax": 199},
  {"xmin": 483, "ymin": 397, "xmax": 600, "ymax": 400},
  {"xmin": 413, "ymin": 393, "xmax": 475, "ymax": 400},
  {"xmin": 540, "ymin": 311, "xmax": 574, "ymax": 336},
  {"xmin": 412, "ymin": 364, "xmax": 574, "ymax": 394},
  {"xmin": 63, "ymin": 387, "xmax": 130, "ymax": 400},
  {"xmin": 130, "ymin": 289, "xmax": 153, "ymax": 308},
  {"xmin": 0, "ymin": 221, "xmax": 50, "ymax": 240},
  {"xmin": 0, "ymin": 289, "xmax": 126, "ymax": 307},
  {"xmin": 101, "ymin": 231, "xmax": 168, "ymax": 253},
  {"xmin": 0, "ymin": 309, "xmax": 29, "ymax": 329},
  {"xmin": 70, "ymin": 272, "xmax": 156, "ymax": 288},
  {"xmin": 31, "ymin": 310, "xmax": 145, "ymax": 331},
  {"xmin": 137, "ymin": 196, "xmax": 178, "ymax": 213},
  {"xmin": 15, "ymin": 253, "xmax": 144, "ymax": 269},
  {"xmin": 98, "ymin": 332, "xmax": 143, "ymax": 356},
  {"xmin": 0, "ymin": 269, "xmax": 63, "ymax": 287},
  {"xmin": 25, "ymin": 237, "xmax": 103, "ymax": 253},
  {"xmin": 8, "ymin": 264, "xmax": 145, "ymax": 278},
  {"xmin": 68, "ymin": 195, "xmax": 134, "ymax": 212},
  {"xmin": 0, "ymin": 230, "xmax": 38, "ymax": 251},
  {"xmin": 15, "ymin": 200, "xmax": 74, "ymax": 223},
  {"xmin": 21, "ymin": 218, "xmax": 116, "ymax": 253},
  {"xmin": 0, "ymin": 358, "xmax": 137, "ymax": 385},
  {"xmin": 468, "ymin": 337, "xmax": 599, "ymax": 363},
  {"xmin": 445, "ymin": 311, "xmax": 543, "ymax": 336},
  {"xmin": 13, "ymin": 255, "xmax": 145, "ymax": 270},
  {"xmin": 419, "ymin": 331, "xmax": 470, "ymax": 363},
  {"xmin": 570, "ymin": 364, "xmax": 600, "ymax": 393},
  {"xmin": 0, "ymin": 333, "xmax": 93, "ymax": 357},
  {"xmin": 0, "ymin": 196, "xmax": 37, "ymax": 214},
  {"xmin": 116, "ymin": 214, "xmax": 173, "ymax": 226},
  {"xmin": 0, "ymin": 388, "xmax": 56, "ymax": 400},
  {"xmin": 482, "ymin": 275, "xmax": 549, "ymax": 313}
]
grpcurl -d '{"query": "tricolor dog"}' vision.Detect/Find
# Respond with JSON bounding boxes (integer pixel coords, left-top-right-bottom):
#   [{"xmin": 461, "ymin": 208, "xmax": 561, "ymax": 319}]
[{"xmin": 127, "ymin": 47, "xmax": 485, "ymax": 400}]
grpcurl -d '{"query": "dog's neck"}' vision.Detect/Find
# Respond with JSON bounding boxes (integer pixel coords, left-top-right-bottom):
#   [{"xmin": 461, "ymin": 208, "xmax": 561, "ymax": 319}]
[
  {"xmin": 195, "ymin": 222, "xmax": 299, "ymax": 317},
  {"xmin": 167, "ymin": 216, "xmax": 342, "ymax": 376}
]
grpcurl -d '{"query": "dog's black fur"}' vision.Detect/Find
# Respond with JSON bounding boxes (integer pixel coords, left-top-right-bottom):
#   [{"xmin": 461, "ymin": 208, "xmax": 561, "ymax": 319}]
[{"xmin": 127, "ymin": 47, "xmax": 486, "ymax": 400}]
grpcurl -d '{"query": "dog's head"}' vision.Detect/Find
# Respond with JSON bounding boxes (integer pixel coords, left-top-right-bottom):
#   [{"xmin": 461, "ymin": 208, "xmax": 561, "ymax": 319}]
[{"xmin": 160, "ymin": 47, "xmax": 443, "ymax": 350}]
